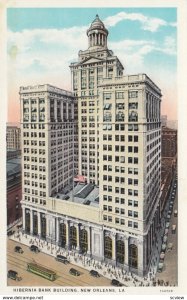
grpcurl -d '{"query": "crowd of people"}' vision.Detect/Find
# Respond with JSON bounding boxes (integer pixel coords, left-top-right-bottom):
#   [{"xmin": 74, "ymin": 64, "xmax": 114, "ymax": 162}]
[{"xmin": 10, "ymin": 226, "xmax": 174, "ymax": 287}]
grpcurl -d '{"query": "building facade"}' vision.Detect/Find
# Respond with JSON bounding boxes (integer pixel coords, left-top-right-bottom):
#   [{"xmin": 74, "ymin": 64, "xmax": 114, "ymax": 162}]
[
  {"xmin": 6, "ymin": 125, "xmax": 21, "ymax": 150},
  {"xmin": 161, "ymin": 127, "xmax": 177, "ymax": 158},
  {"xmin": 7, "ymin": 158, "xmax": 22, "ymax": 227},
  {"xmin": 161, "ymin": 115, "xmax": 167, "ymax": 127},
  {"xmin": 20, "ymin": 16, "xmax": 162, "ymax": 276}
]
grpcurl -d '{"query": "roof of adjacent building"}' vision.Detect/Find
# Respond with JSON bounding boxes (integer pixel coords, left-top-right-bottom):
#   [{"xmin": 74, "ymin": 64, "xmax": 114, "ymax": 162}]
[
  {"xmin": 52, "ymin": 183, "xmax": 99, "ymax": 207},
  {"xmin": 7, "ymin": 158, "xmax": 21, "ymax": 177},
  {"xmin": 162, "ymin": 126, "xmax": 177, "ymax": 132}
]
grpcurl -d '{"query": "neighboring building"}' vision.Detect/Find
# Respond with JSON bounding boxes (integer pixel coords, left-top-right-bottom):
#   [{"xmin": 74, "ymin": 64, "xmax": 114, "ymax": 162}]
[
  {"xmin": 161, "ymin": 127, "xmax": 177, "ymax": 158},
  {"xmin": 7, "ymin": 158, "xmax": 22, "ymax": 227},
  {"xmin": 20, "ymin": 15, "xmax": 162, "ymax": 276},
  {"xmin": 167, "ymin": 119, "xmax": 178, "ymax": 130},
  {"xmin": 160, "ymin": 158, "xmax": 175, "ymax": 214},
  {"xmin": 20, "ymin": 84, "xmax": 78, "ymax": 203},
  {"xmin": 161, "ymin": 115, "xmax": 167, "ymax": 127},
  {"xmin": 7, "ymin": 149, "xmax": 21, "ymax": 160},
  {"xmin": 6, "ymin": 125, "xmax": 21, "ymax": 150}
]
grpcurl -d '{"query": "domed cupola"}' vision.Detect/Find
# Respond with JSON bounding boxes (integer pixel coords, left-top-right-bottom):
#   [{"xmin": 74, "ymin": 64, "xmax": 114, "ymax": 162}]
[{"xmin": 87, "ymin": 15, "xmax": 108, "ymax": 49}]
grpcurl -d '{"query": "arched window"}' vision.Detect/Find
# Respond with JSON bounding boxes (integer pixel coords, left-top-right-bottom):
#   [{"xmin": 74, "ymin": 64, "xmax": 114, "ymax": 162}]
[
  {"xmin": 25, "ymin": 210, "xmax": 30, "ymax": 234},
  {"xmin": 41, "ymin": 215, "xmax": 46, "ymax": 239},
  {"xmin": 70, "ymin": 226, "xmax": 77, "ymax": 249},
  {"xmin": 60, "ymin": 223, "xmax": 66, "ymax": 247},
  {"xmin": 129, "ymin": 244, "xmax": 138, "ymax": 269},
  {"xmin": 116, "ymin": 240, "xmax": 125, "ymax": 264},
  {"xmin": 33, "ymin": 212, "xmax": 38, "ymax": 236},
  {"xmin": 104, "ymin": 236, "xmax": 112, "ymax": 259},
  {"xmin": 80, "ymin": 229, "xmax": 88, "ymax": 253}
]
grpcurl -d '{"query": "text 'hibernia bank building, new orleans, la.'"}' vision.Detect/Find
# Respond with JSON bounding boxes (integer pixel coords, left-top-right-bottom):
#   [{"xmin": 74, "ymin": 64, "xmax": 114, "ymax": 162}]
[{"xmin": 20, "ymin": 15, "xmax": 162, "ymax": 276}]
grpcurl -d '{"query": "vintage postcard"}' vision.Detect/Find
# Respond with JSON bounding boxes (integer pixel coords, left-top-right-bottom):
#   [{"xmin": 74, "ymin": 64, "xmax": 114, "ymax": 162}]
[{"xmin": 1, "ymin": 0, "xmax": 187, "ymax": 299}]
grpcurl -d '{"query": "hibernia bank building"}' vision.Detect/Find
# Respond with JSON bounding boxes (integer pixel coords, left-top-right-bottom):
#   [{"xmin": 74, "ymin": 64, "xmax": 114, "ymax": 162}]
[{"xmin": 20, "ymin": 15, "xmax": 162, "ymax": 276}]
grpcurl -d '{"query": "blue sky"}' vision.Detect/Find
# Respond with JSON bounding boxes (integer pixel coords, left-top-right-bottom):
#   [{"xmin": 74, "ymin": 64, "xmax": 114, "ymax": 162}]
[{"xmin": 7, "ymin": 8, "xmax": 177, "ymax": 121}]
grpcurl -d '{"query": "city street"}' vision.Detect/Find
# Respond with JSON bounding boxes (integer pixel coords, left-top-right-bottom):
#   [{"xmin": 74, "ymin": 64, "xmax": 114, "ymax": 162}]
[
  {"xmin": 155, "ymin": 180, "xmax": 178, "ymax": 285},
  {"xmin": 7, "ymin": 239, "xmax": 112, "ymax": 286}
]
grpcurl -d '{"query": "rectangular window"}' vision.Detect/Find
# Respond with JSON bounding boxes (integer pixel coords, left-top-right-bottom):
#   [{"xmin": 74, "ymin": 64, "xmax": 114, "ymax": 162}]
[
  {"xmin": 121, "ymin": 188, "xmax": 125, "ymax": 194},
  {"xmin": 115, "ymin": 218, "xmax": 120, "ymax": 224},
  {"xmin": 115, "ymin": 207, "xmax": 120, "ymax": 213},
  {"xmin": 121, "ymin": 198, "xmax": 125, "ymax": 204},
  {"xmin": 134, "ymin": 222, "xmax": 138, "ymax": 229},
  {"xmin": 115, "ymin": 197, "xmax": 120, "ymax": 203},
  {"xmin": 129, "ymin": 91, "xmax": 138, "ymax": 98},
  {"xmin": 104, "ymin": 93, "xmax": 112, "ymax": 100},
  {"xmin": 121, "ymin": 209, "xmax": 125, "ymax": 215},
  {"xmin": 116, "ymin": 92, "xmax": 124, "ymax": 99}
]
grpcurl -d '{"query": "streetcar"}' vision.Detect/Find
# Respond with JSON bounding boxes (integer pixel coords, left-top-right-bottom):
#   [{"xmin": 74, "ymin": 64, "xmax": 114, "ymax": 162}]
[{"xmin": 27, "ymin": 262, "xmax": 57, "ymax": 281}]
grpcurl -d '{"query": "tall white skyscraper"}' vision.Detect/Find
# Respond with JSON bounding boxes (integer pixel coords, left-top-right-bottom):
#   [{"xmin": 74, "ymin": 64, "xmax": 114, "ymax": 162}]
[{"xmin": 20, "ymin": 16, "xmax": 162, "ymax": 276}]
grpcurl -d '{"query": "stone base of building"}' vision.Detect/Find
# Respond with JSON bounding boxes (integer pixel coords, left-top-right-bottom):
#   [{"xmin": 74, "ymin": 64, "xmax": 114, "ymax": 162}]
[{"xmin": 22, "ymin": 207, "xmax": 159, "ymax": 277}]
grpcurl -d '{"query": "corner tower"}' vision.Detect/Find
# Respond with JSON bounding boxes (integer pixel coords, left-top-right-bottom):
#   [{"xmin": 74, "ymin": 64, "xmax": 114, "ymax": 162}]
[
  {"xmin": 70, "ymin": 15, "xmax": 124, "ymax": 184},
  {"xmin": 87, "ymin": 14, "xmax": 108, "ymax": 49}
]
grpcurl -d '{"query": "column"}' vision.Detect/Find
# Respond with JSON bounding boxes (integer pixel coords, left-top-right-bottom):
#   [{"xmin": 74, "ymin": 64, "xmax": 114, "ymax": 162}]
[
  {"xmin": 138, "ymin": 240, "xmax": 144, "ymax": 276},
  {"xmin": 124, "ymin": 237, "xmax": 129, "ymax": 266},
  {"xmin": 46, "ymin": 214, "xmax": 49, "ymax": 239},
  {"xmin": 99, "ymin": 33, "xmax": 101, "ymax": 45},
  {"xmin": 76, "ymin": 224, "xmax": 80, "ymax": 251},
  {"xmin": 65, "ymin": 221, "xmax": 70, "ymax": 249},
  {"xmin": 112, "ymin": 233, "xmax": 116, "ymax": 262},
  {"xmin": 56, "ymin": 218, "xmax": 59, "ymax": 245},
  {"xmin": 87, "ymin": 227, "xmax": 91, "ymax": 255},
  {"xmin": 30, "ymin": 209, "xmax": 33, "ymax": 235},
  {"xmin": 54, "ymin": 99, "xmax": 57, "ymax": 121},
  {"xmin": 22, "ymin": 207, "xmax": 25, "ymax": 232},
  {"xmin": 38, "ymin": 212, "xmax": 41, "ymax": 237}
]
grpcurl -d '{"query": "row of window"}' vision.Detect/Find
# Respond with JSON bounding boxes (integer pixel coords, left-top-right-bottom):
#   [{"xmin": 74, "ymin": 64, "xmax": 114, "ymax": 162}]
[
  {"xmin": 103, "ymin": 215, "xmax": 125, "ymax": 225},
  {"xmin": 24, "ymin": 164, "xmax": 46, "ymax": 172},
  {"xmin": 103, "ymin": 155, "xmax": 138, "ymax": 164},
  {"xmin": 23, "ymin": 140, "xmax": 46, "ymax": 146},
  {"xmin": 103, "ymin": 206, "xmax": 139, "ymax": 217},
  {"xmin": 23, "ymin": 123, "xmax": 76, "ymax": 130},
  {"xmin": 23, "ymin": 99, "xmax": 45, "ymax": 105},
  {"xmin": 24, "ymin": 195, "xmax": 46, "ymax": 205},
  {"xmin": 103, "ymin": 215, "xmax": 138, "ymax": 228},
  {"xmin": 103, "ymin": 91, "xmax": 138, "ymax": 100},
  {"xmin": 24, "ymin": 188, "xmax": 46, "ymax": 197},
  {"xmin": 102, "ymin": 124, "xmax": 139, "ymax": 131},
  {"xmin": 103, "ymin": 196, "xmax": 139, "ymax": 207},
  {"xmin": 24, "ymin": 181, "xmax": 46, "ymax": 188},
  {"xmin": 103, "ymin": 145, "xmax": 138, "ymax": 153},
  {"xmin": 103, "ymin": 185, "xmax": 139, "ymax": 196}
]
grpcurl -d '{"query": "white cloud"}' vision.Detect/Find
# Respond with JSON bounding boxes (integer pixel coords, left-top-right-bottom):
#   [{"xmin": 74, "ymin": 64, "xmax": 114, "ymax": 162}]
[
  {"xmin": 104, "ymin": 12, "xmax": 175, "ymax": 32},
  {"xmin": 7, "ymin": 13, "xmax": 176, "ymax": 91}
]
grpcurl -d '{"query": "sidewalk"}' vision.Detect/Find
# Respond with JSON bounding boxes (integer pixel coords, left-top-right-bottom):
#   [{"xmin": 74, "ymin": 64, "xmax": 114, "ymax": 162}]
[{"xmin": 9, "ymin": 230, "xmax": 152, "ymax": 287}]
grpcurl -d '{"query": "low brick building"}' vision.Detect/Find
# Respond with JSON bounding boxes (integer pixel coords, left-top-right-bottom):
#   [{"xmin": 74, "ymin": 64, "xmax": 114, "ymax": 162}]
[
  {"xmin": 161, "ymin": 127, "xmax": 177, "ymax": 158},
  {"xmin": 160, "ymin": 158, "xmax": 175, "ymax": 214},
  {"xmin": 7, "ymin": 157, "xmax": 22, "ymax": 228}
]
